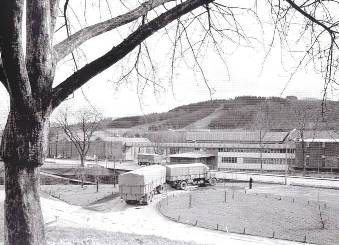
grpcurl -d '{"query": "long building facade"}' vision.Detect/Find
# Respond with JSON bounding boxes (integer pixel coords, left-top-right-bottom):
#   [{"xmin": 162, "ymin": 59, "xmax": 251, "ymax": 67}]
[
  {"xmin": 126, "ymin": 130, "xmax": 296, "ymax": 172},
  {"xmin": 47, "ymin": 129, "xmax": 339, "ymax": 172}
]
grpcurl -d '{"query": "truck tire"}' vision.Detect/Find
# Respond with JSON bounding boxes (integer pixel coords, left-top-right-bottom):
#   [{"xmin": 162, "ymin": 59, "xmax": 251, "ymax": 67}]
[
  {"xmin": 143, "ymin": 194, "xmax": 151, "ymax": 205},
  {"xmin": 179, "ymin": 181, "xmax": 188, "ymax": 190},
  {"xmin": 156, "ymin": 185, "xmax": 163, "ymax": 194},
  {"xmin": 209, "ymin": 178, "xmax": 217, "ymax": 186}
]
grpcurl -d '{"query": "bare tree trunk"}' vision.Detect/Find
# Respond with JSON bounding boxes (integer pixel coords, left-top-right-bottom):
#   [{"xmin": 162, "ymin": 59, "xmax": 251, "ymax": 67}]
[
  {"xmin": 1, "ymin": 110, "xmax": 49, "ymax": 245},
  {"xmin": 80, "ymin": 155, "xmax": 85, "ymax": 168},
  {"xmin": 4, "ymin": 165, "xmax": 45, "ymax": 245}
]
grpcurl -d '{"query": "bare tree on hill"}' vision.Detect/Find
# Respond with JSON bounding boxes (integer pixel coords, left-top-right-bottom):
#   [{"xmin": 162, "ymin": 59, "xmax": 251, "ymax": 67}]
[{"xmin": 0, "ymin": 0, "xmax": 339, "ymax": 244}]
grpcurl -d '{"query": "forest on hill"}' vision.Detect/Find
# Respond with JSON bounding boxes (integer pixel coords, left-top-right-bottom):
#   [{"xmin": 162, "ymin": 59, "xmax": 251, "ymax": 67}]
[{"xmin": 101, "ymin": 96, "xmax": 339, "ymax": 131}]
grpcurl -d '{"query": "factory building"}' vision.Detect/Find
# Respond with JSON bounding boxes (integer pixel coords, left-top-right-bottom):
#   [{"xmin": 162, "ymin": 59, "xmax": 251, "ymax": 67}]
[
  {"xmin": 292, "ymin": 131, "xmax": 339, "ymax": 172},
  {"xmin": 127, "ymin": 130, "xmax": 295, "ymax": 172}
]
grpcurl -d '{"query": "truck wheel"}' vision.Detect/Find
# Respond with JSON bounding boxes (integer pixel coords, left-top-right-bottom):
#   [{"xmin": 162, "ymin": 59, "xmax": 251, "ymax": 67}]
[
  {"xmin": 180, "ymin": 181, "xmax": 188, "ymax": 190},
  {"xmin": 144, "ymin": 194, "xmax": 151, "ymax": 205},
  {"xmin": 156, "ymin": 185, "xmax": 163, "ymax": 194},
  {"xmin": 209, "ymin": 178, "xmax": 217, "ymax": 186}
]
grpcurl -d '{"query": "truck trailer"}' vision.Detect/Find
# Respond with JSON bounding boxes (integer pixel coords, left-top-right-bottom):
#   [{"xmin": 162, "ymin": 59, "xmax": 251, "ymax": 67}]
[
  {"xmin": 166, "ymin": 163, "xmax": 217, "ymax": 190},
  {"xmin": 137, "ymin": 153, "xmax": 162, "ymax": 166},
  {"xmin": 119, "ymin": 165, "xmax": 166, "ymax": 204}
]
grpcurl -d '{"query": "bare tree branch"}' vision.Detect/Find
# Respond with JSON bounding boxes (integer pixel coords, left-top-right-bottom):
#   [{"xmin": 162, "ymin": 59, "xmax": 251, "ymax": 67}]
[
  {"xmin": 285, "ymin": 0, "xmax": 335, "ymax": 36},
  {"xmin": 0, "ymin": 56, "xmax": 9, "ymax": 92},
  {"xmin": 54, "ymin": 0, "xmax": 176, "ymax": 61},
  {"xmin": 0, "ymin": 0, "xmax": 32, "ymax": 110},
  {"xmin": 52, "ymin": 0, "xmax": 213, "ymax": 109},
  {"xmin": 26, "ymin": 1, "xmax": 54, "ymax": 101},
  {"xmin": 50, "ymin": 0, "xmax": 60, "ymax": 35}
]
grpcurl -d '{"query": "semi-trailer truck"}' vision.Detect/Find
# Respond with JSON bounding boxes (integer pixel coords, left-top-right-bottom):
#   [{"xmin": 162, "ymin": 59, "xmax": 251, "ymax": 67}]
[
  {"xmin": 119, "ymin": 165, "xmax": 166, "ymax": 204},
  {"xmin": 166, "ymin": 163, "xmax": 217, "ymax": 190}
]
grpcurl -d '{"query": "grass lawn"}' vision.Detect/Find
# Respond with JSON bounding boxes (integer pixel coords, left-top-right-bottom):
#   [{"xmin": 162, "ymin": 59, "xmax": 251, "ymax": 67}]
[
  {"xmin": 40, "ymin": 184, "xmax": 119, "ymax": 206},
  {"xmin": 46, "ymin": 226, "xmax": 202, "ymax": 245},
  {"xmin": 159, "ymin": 188, "xmax": 339, "ymax": 245}
]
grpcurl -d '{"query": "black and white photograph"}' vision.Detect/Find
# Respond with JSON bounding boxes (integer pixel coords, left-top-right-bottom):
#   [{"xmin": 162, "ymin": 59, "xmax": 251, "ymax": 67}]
[{"xmin": 0, "ymin": 0, "xmax": 339, "ymax": 244}]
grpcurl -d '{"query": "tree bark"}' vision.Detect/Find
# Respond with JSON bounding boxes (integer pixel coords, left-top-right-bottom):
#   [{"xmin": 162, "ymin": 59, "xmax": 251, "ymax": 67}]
[
  {"xmin": 1, "ymin": 109, "xmax": 49, "ymax": 245},
  {"xmin": 4, "ymin": 165, "xmax": 45, "ymax": 245}
]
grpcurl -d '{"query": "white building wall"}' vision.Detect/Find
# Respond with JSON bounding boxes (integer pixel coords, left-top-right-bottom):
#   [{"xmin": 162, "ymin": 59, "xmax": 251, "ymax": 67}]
[
  {"xmin": 217, "ymin": 152, "xmax": 294, "ymax": 171},
  {"xmin": 218, "ymin": 163, "xmax": 287, "ymax": 171},
  {"xmin": 218, "ymin": 152, "xmax": 295, "ymax": 159}
]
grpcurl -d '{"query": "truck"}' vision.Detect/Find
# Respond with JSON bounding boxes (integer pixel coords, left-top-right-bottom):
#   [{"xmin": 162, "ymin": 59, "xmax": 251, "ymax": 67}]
[
  {"xmin": 166, "ymin": 163, "xmax": 217, "ymax": 190},
  {"xmin": 119, "ymin": 165, "xmax": 166, "ymax": 204},
  {"xmin": 137, "ymin": 153, "xmax": 162, "ymax": 166}
]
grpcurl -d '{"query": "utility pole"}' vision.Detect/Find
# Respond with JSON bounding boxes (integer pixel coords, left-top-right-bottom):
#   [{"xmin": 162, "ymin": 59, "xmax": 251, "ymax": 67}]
[
  {"xmin": 113, "ymin": 156, "xmax": 116, "ymax": 187},
  {"xmin": 285, "ymin": 148, "xmax": 288, "ymax": 185},
  {"xmin": 260, "ymin": 130, "xmax": 263, "ymax": 174}
]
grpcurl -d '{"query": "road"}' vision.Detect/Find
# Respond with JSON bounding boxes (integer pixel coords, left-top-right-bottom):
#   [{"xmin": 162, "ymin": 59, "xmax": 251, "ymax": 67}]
[{"xmin": 217, "ymin": 171, "xmax": 339, "ymax": 189}]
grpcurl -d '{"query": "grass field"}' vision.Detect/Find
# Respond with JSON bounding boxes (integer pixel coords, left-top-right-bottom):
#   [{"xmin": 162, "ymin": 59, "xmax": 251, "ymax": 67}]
[
  {"xmin": 46, "ymin": 226, "xmax": 202, "ymax": 245},
  {"xmin": 159, "ymin": 187, "xmax": 339, "ymax": 245},
  {"xmin": 40, "ymin": 184, "xmax": 119, "ymax": 206}
]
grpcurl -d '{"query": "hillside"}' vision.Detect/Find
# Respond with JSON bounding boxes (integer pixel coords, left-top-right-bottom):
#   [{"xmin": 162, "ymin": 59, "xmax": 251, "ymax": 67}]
[{"xmin": 101, "ymin": 96, "xmax": 339, "ymax": 131}]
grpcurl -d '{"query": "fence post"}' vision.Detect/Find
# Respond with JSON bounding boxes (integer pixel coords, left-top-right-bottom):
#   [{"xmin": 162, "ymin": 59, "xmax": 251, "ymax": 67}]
[
  {"xmin": 243, "ymin": 227, "xmax": 246, "ymax": 234},
  {"xmin": 217, "ymin": 224, "xmax": 219, "ymax": 230},
  {"xmin": 178, "ymin": 215, "xmax": 180, "ymax": 222},
  {"xmin": 303, "ymin": 235, "xmax": 307, "ymax": 243},
  {"xmin": 272, "ymin": 231, "xmax": 275, "ymax": 238},
  {"xmin": 195, "ymin": 220, "xmax": 198, "ymax": 226},
  {"xmin": 224, "ymin": 191, "xmax": 227, "ymax": 203},
  {"xmin": 189, "ymin": 194, "xmax": 192, "ymax": 208}
]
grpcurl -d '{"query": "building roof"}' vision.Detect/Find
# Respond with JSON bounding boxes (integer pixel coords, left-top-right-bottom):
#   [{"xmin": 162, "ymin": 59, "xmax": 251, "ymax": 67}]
[
  {"xmin": 48, "ymin": 129, "xmax": 150, "ymax": 144},
  {"xmin": 166, "ymin": 162, "xmax": 208, "ymax": 168},
  {"xmin": 92, "ymin": 130, "xmax": 150, "ymax": 143},
  {"xmin": 169, "ymin": 151, "xmax": 215, "ymax": 159},
  {"xmin": 186, "ymin": 130, "xmax": 290, "ymax": 143},
  {"xmin": 303, "ymin": 139, "xmax": 339, "ymax": 143},
  {"xmin": 126, "ymin": 141, "xmax": 295, "ymax": 149},
  {"xmin": 138, "ymin": 153, "xmax": 160, "ymax": 156},
  {"xmin": 288, "ymin": 130, "xmax": 339, "ymax": 142}
]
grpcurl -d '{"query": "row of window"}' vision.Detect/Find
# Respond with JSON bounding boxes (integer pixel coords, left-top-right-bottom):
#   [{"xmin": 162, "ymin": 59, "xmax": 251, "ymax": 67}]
[
  {"xmin": 221, "ymin": 157, "xmax": 295, "ymax": 164},
  {"xmin": 243, "ymin": 158, "xmax": 294, "ymax": 164},
  {"xmin": 218, "ymin": 148, "xmax": 295, "ymax": 154},
  {"xmin": 221, "ymin": 157, "xmax": 237, "ymax": 163}
]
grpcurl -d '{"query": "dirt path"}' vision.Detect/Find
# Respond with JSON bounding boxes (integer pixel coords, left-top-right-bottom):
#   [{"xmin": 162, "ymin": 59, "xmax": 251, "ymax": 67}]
[{"xmin": 184, "ymin": 104, "xmax": 224, "ymax": 129}]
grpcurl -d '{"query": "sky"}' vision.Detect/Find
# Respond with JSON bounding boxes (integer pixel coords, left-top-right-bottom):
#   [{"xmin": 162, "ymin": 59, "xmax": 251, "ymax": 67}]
[{"xmin": 0, "ymin": 0, "xmax": 336, "ymax": 126}]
